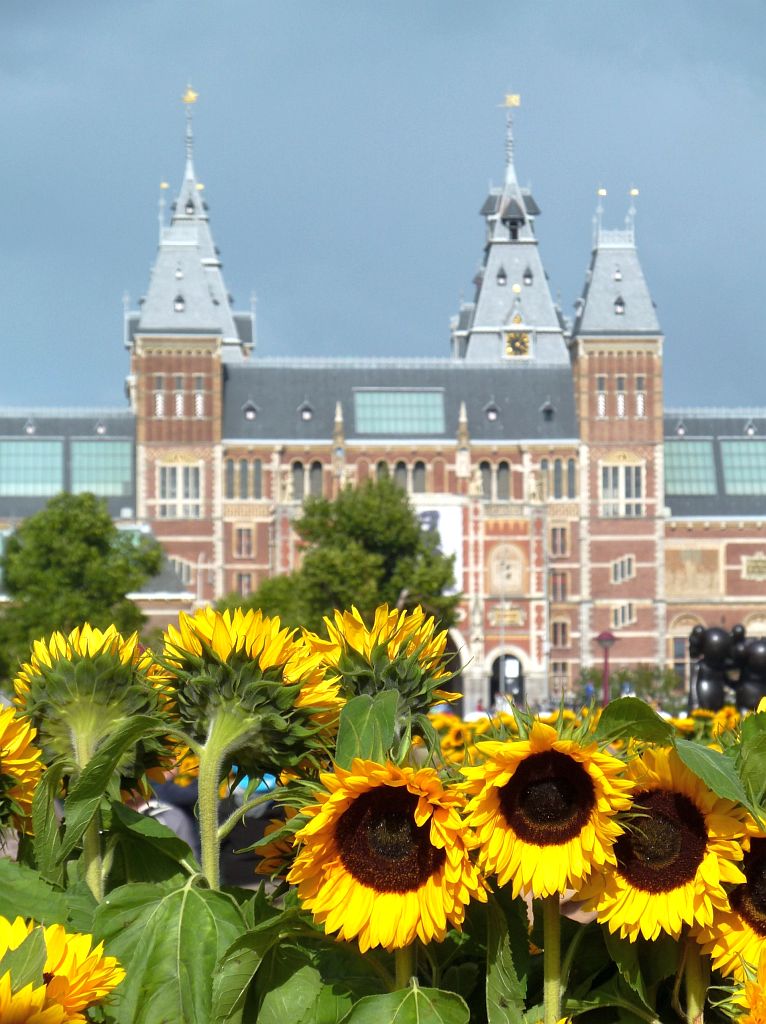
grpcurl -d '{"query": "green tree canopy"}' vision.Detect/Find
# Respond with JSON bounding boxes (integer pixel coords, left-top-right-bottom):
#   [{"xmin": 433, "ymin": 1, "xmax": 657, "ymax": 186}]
[
  {"xmin": 0, "ymin": 492, "xmax": 163, "ymax": 677},
  {"xmin": 223, "ymin": 478, "xmax": 460, "ymax": 633}
]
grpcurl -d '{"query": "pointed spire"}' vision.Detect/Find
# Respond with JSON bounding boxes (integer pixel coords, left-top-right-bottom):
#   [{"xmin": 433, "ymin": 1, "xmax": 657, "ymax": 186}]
[
  {"xmin": 625, "ymin": 186, "xmax": 639, "ymax": 233},
  {"xmin": 592, "ymin": 187, "xmax": 607, "ymax": 248},
  {"xmin": 502, "ymin": 94, "xmax": 521, "ymax": 187},
  {"xmin": 457, "ymin": 401, "xmax": 470, "ymax": 447},
  {"xmin": 182, "ymin": 85, "xmax": 198, "ymax": 180}
]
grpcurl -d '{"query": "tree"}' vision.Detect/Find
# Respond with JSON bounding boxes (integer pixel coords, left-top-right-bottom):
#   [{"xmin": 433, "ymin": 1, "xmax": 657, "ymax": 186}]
[
  {"xmin": 0, "ymin": 493, "xmax": 163, "ymax": 677},
  {"xmin": 223, "ymin": 478, "xmax": 460, "ymax": 633}
]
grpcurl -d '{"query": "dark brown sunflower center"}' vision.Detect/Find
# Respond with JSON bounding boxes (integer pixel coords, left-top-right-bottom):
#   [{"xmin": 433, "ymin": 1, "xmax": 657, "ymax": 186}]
[
  {"xmin": 615, "ymin": 788, "xmax": 707, "ymax": 893},
  {"xmin": 730, "ymin": 837, "xmax": 766, "ymax": 936},
  {"xmin": 497, "ymin": 749, "xmax": 596, "ymax": 846},
  {"xmin": 335, "ymin": 785, "xmax": 446, "ymax": 893}
]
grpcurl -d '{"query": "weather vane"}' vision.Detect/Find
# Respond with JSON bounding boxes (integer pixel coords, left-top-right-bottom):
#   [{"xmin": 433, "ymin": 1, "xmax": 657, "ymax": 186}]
[{"xmin": 182, "ymin": 85, "xmax": 198, "ymax": 163}]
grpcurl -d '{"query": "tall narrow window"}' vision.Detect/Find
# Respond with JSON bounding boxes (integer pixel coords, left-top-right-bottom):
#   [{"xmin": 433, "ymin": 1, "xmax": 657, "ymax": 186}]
[
  {"xmin": 496, "ymin": 461, "xmax": 510, "ymax": 500},
  {"xmin": 237, "ymin": 573, "xmax": 252, "ymax": 597},
  {"xmin": 224, "ymin": 459, "xmax": 235, "ymax": 500},
  {"xmin": 376, "ymin": 461, "xmax": 389, "ymax": 481},
  {"xmin": 412, "ymin": 461, "xmax": 426, "ymax": 493},
  {"xmin": 309, "ymin": 460, "xmax": 323, "ymax": 497},
  {"xmin": 394, "ymin": 461, "xmax": 408, "ymax": 490},
  {"xmin": 567, "ymin": 458, "xmax": 576, "ymax": 498},
  {"xmin": 154, "ymin": 374, "xmax": 165, "ymax": 419},
  {"xmin": 616, "ymin": 375, "xmax": 626, "ymax": 418},
  {"xmin": 635, "ymin": 375, "xmax": 646, "ymax": 418},
  {"xmin": 550, "ymin": 526, "xmax": 567, "ymax": 556},
  {"xmin": 182, "ymin": 466, "xmax": 201, "ymax": 518},
  {"xmin": 252, "ymin": 459, "xmax": 262, "ymax": 499},
  {"xmin": 238, "ymin": 459, "xmax": 249, "ymax": 498},
  {"xmin": 551, "ymin": 572, "xmax": 568, "ymax": 601},
  {"xmin": 292, "ymin": 462, "xmax": 305, "ymax": 501},
  {"xmin": 596, "ymin": 375, "xmax": 606, "ymax": 418},
  {"xmin": 601, "ymin": 464, "xmax": 643, "ymax": 517},
  {"xmin": 235, "ymin": 527, "xmax": 253, "ymax": 558},
  {"xmin": 479, "ymin": 461, "xmax": 492, "ymax": 499},
  {"xmin": 553, "ymin": 459, "xmax": 563, "ymax": 499}
]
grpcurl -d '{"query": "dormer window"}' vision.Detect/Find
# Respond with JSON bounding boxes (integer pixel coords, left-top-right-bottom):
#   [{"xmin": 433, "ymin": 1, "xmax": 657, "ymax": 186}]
[
  {"xmin": 522, "ymin": 266, "xmax": 533, "ymax": 286},
  {"xmin": 95, "ymin": 421, "xmax": 107, "ymax": 436},
  {"xmin": 613, "ymin": 266, "xmax": 623, "ymax": 282},
  {"xmin": 298, "ymin": 401, "xmax": 314, "ymax": 422},
  {"xmin": 175, "ymin": 267, "xmax": 183, "ymax": 280},
  {"xmin": 485, "ymin": 402, "xmax": 499, "ymax": 423},
  {"xmin": 540, "ymin": 398, "xmax": 555, "ymax": 422},
  {"xmin": 496, "ymin": 266, "xmax": 507, "ymax": 287},
  {"xmin": 242, "ymin": 401, "xmax": 258, "ymax": 422},
  {"xmin": 675, "ymin": 421, "xmax": 686, "ymax": 437},
  {"xmin": 24, "ymin": 419, "xmax": 36, "ymax": 435},
  {"xmin": 745, "ymin": 420, "xmax": 757, "ymax": 437},
  {"xmin": 614, "ymin": 296, "xmax": 625, "ymax": 315},
  {"xmin": 184, "ymin": 199, "xmax": 195, "ymax": 215},
  {"xmin": 173, "ymin": 295, "xmax": 185, "ymax": 313}
]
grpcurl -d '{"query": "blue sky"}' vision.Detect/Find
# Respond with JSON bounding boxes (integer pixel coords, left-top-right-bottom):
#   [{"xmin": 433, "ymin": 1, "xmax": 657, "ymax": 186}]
[{"xmin": 1, "ymin": 1, "xmax": 764, "ymax": 407}]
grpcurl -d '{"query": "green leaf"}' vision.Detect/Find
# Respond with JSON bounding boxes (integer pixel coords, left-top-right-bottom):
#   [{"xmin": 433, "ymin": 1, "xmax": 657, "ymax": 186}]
[
  {"xmin": 92, "ymin": 878, "xmax": 247, "ymax": 1023},
  {"xmin": 106, "ymin": 801, "xmax": 199, "ymax": 885},
  {"xmin": 674, "ymin": 738, "xmax": 752, "ymax": 806},
  {"xmin": 211, "ymin": 910, "xmax": 295, "ymax": 1024},
  {"xmin": 603, "ymin": 929, "xmax": 650, "ymax": 1007},
  {"xmin": 0, "ymin": 858, "xmax": 68, "ymax": 924},
  {"xmin": 565, "ymin": 972, "xmax": 658, "ymax": 1022},
  {"xmin": 255, "ymin": 948, "xmax": 324, "ymax": 1024},
  {"xmin": 335, "ymin": 691, "xmax": 398, "ymax": 769},
  {"xmin": 485, "ymin": 895, "xmax": 527, "ymax": 1024},
  {"xmin": 0, "ymin": 928, "xmax": 46, "ymax": 991},
  {"xmin": 31, "ymin": 760, "xmax": 66, "ymax": 886},
  {"xmin": 58, "ymin": 716, "xmax": 169, "ymax": 862},
  {"xmin": 738, "ymin": 713, "xmax": 766, "ymax": 807},
  {"xmin": 595, "ymin": 698, "xmax": 674, "ymax": 745},
  {"xmin": 340, "ymin": 981, "xmax": 470, "ymax": 1024}
]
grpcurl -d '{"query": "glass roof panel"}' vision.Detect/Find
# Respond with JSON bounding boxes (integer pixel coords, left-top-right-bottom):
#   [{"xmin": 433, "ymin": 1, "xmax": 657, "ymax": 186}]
[
  {"xmin": 354, "ymin": 390, "xmax": 445, "ymax": 435},
  {"xmin": 721, "ymin": 440, "xmax": 766, "ymax": 495},
  {"xmin": 664, "ymin": 440, "xmax": 717, "ymax": 495}
]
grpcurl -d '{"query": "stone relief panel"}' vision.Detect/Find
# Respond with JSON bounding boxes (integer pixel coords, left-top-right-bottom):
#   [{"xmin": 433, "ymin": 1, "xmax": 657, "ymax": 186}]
[{"xmin": 665, "ymin": 547, "xmax": 722, "ymax": 599}]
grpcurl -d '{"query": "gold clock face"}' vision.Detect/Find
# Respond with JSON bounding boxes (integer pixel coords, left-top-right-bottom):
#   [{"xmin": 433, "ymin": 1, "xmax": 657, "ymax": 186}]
[{"xmin": 505, "ymin": 331, "xmax": 530, "ymax": 356}]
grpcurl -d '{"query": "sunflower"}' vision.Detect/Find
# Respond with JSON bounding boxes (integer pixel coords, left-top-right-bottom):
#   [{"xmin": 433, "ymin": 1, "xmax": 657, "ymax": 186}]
[
  {"xmin": 304, "ymin": 604, "xmax": 458, "ymax": 712},
  {"xmin": 733, "ymin": 948, "xmax": 766, "ymax": 1023},
  {"xmin": 696, "ymin": 833, "xmax": 766, "ymax": 981},
  {"xmin": 287, "ymin": 758, "xmax": 486, "ymax": 952},
  {"xmin": 0, "ymin": 705, "xmax": 43, "ymax": 829},
  {"xmin": 13, "ymin": 624, "xmax": 170, "ymax": 779},
  {"xmin": 462, "ymin": 721, "xmax": 634, "ymax": 898},
  {"xmin": 161, "ymin": 607, "xmax": 343, "ymax": 774},
  {"xmin": 40, "ymin": 923, "xmax": 125, "ymax": 1021},
  {"xmin": 0, "ymin": 973, "xmax": 67, "ymax": 1024},
  {"xmin": 577, "ymin": 746, "xmax": 748, "ymax": 942}
]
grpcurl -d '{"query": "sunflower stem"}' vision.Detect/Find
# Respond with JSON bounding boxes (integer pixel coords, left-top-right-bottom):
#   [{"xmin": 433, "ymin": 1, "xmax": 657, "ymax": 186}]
[
  {"xmin": 684, "ymin": 938, "xmax": 708, "ymax": 1024},
  {"xmin": 217, "ymin": 791, "xmax": 276, "ymax": 844},
  {"xmin": 542, "ymin": 894, "xmax": 562, "ymax": 1024},
  {"xmin": 197, "ymin": 706, "xmax": 260, "ymax": 890},
  {"xmin": 395, "ymin": 944, "xmax": 415, "ymax": 989},
  {"xmin": 70, "ymin": 709, "xmax": 104, "ymax": 902}
]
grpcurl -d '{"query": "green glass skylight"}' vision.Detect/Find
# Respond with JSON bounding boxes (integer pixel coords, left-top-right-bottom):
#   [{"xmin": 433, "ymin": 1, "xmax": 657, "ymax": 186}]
[
  {"xmin": 354, "ymin": 390, "xmax": 445, "ymax": 434},
  {"xmin": 721, "ymin": 440, "xmax": 766, "ymax": 495},
  {"xmin": 0, "ymin": 440, "xmax": 64, "ymax": 496},
  {"xmin": 71, "ymin": 440, "xmax": 133, "ymax": 497},
  {"xmin": 664, "ymin": 440, "xmax": 716, "ymax": 495}
]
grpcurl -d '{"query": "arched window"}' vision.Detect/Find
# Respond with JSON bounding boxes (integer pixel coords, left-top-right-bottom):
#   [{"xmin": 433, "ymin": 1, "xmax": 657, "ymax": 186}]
[
  {"xmin": 238, "ymin": 459, "xmax": 249, "ymax": 499},
  {"xmin": 479, "ymin": 461, "xmax": 492, "ymax": 499},
  {"xmin": 252, "ymin": 459, "xmax": 262, "ymax": 499},
  {"xmin": 309, "ymin": 460, "xmax": 323, "ymax": 497},
  {"xmin": 376, "ymin": 461, "xmax": 389, "ymax": 481},
  {"xmin": 412, "ymin": 461, "xmax": 426, "ymax": 493},
  {"xmin": 497, "ymin": 461, "xmax": 510, "ymax": 500},
  {"xmin": 567, "ymin": 458, "xmax": 576, "ymax": 499},
  {"xmin": 540, "ymin": 459, "xmax": 549, "ymax": 499},
  {"xmin": 224, "ymin": 459, "xmax": 235, "ymax": 500},
  {"xmin": 394, "ymin": 461, "xmax": 408, "ymax": 489},
  {"xmin": 292, "ymin": 461, "xmax": 305, "ymax": 501},
  {"xmin": 553, "ymin": 459, "xmax": 563, "ymax": 499}
]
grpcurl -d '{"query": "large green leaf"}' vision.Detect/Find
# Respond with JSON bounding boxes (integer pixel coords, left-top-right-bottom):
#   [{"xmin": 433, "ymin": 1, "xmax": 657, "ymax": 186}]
[
  {"xmin": 0, "ymin": 928, "xmax": 46, "ymax": 990},
  {"xmin": 334, "ymin": 691, "xmax": 398, "ymax": 769},
  {"xmin": 0, "ymin": 858, "xmax": 68, "ymax": 924},
  {"xmin": 31, "ymin": 760, "xmax": 66, "ymax": 886},
  {"xmin": 93, "ymin": 878, "xmax": 247, "ymax": 1024},
  {"xmin": 595, "ymin": 698, "xmax": 674, "ymax": 746},
  {"xmin": 485, "ymin": 895, "xmax": 527, "ymax": 1024},
  {"xmin": 738, "ymin": 713, "xmax": 766, "ymax": 808},
  {"xmin": 674, "ymin": 738, "xmax": 752, "ymax": 806},
  {"xmin": 339, "ymin": 982, "xmax": 470, "ymax": 1024},
  {"xmin": 58, "ymin": 715, "xmax": 169, "ymax": 862},
  {"xmin": 106, "ymin": 801, "xmax": 198, "ymax": 886}
]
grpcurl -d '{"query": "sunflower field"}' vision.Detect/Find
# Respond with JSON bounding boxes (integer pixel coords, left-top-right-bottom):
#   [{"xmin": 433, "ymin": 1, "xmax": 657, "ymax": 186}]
[{"xmin": 2, "ymin": 605, "xmax": 766, "ymax": 1023}]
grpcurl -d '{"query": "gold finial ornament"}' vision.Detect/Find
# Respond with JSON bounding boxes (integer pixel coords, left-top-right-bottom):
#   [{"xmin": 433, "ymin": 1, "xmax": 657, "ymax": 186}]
[
  {"xmin": 629, "ymin": 187, "xmax": 639, "ymax": 197},
  {"xmin": 160, "ymin": 181, "xmax": 169, "ymax": 190},
  {"xmin": 597, "ymin": 187, "xmax": 608, "ymax": 197},
  {"xmin": 182, "ymin": 86, "xmax": 198, "ymax": 105},
  {"xmin": 504, "ymin": 94, "xmax": 521, "ymax": 107}
]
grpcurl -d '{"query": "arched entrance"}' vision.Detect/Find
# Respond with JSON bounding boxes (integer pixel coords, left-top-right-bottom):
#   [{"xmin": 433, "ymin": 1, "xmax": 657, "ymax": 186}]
[{"xmin": 490, "ymin": 653, "xmax": 525, "ymax": 708}]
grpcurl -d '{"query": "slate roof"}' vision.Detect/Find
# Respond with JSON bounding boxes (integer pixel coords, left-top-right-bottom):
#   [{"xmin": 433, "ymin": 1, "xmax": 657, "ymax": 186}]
[
  {"xmin": 222, "ymin": 359, "xmax": 577, "ymax": 444},
  {"xmin": 573, "ymin": 227, "xmax": 660, "ymax": 336},
  {"xmin": 663, "ymin": 408, "xmax": 766, "ymax": 518}
]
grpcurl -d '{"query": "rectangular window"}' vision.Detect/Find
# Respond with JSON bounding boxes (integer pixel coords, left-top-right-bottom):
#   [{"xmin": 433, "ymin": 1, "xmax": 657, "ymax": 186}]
[
  {"xmin": 600, "ymin": 464, "xmax": 643, "ymax": 517},
  {"xmin": 194, "ymin": 392, "xmax": 204, "ymax": 418},
  {"xmin": 551, "ymin": 620, "xmax": 569, "ymax": 647},
  {"xmin": 237, "ymin": 572, "xmax": 252, "ymax": 597},
  {"xmin": 353, "ymin": 389, "xmax": 445, "ymax": 434},
  {"xmin": 71, "ymin": 440, "xmax": 133, "ymax": 497},
  {"xmin": 0, "ymin": 440, "xmax": 64, "ymax": 496},
  {"xmin": 169, "ymin": 557, "xmax": 192, "ymax": 585},
  {"xmin": 721, "ymin": 440, "xmax": 766, "ymax": 495},
  {"xmin": 252, "ymin": 459, "xmax": 262, "ymax": 499},
  {"xmin": 596, "ymin": 376, "xmax": 607, "ymax": 419},
  {"xmin": 157, "ymin": 464, "xmax": 202, "ymax": 518},
  {"xmin": 611, "ymin": 554, "xmax": 635, "ymax": 584},
  {"xmin": 174, "ymin": 391, "xmax": 184, "ymax": 417},
  {"xmin": 154, "ymin": 392, "xmax": 165, "ymax": 418},
  {"xmin": 635, "ymin": 376, "xmax": 646, "ymax": 418},
  {"xmin": 194, "ymin": 375, "xmax": 204, "ymax": 391},
  {"xmin": 551, "ymin": 661, "xmax": 569, "ymax": 694},
  {"xmin": 611, "ymin": 603, "xmax": 636, "ymax": 628},
  {"xmin": 551, "ymin": 572, "xmax": 568, "ymax": 601},
  {"xmin": 174, "ymin": 375, "xmax": 183, "ymax": 390},
  {"xmin": 673, "ymin": 636, "xmax": 687, "ymax": 688},
  {"xmin": 235, "ymin": 527, "xmax": 253, "ymax": 558},
  {"xmin": 550, "ymin": 526, "xmax": 567, "ymax": 557}
]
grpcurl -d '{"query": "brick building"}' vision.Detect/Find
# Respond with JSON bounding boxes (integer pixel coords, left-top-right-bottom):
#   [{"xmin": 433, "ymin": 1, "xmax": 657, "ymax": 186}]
[{"xmin": 2, "ymin": 103, "xmax": 764, "ymax": 708}]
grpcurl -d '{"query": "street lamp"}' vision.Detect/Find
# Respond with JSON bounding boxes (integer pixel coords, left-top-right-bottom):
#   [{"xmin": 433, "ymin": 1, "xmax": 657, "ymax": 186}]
[{"xmin": 595, "ymin": 631, "xmax": 617, "ymax": 708}]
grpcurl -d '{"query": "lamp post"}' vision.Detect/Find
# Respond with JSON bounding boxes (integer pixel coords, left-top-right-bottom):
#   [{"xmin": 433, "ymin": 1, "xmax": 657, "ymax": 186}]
[{"xmin": 595, "ymin": 630, "xmax": 617, "ymax": 708}]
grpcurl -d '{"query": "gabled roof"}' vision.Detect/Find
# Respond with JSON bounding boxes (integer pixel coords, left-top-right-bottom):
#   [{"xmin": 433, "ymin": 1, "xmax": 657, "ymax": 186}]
[{"xmin": 222, "ymin": 359, "xmax": 577, "ymax": 444}]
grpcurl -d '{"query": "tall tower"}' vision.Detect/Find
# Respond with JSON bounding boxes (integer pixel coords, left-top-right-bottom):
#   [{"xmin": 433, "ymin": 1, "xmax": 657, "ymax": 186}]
[
  {"xmin": 571, "ymin": 193, "xmax": 665, "ymax": 672},
  {"xmin": 451, "ymin": 97, "xmax": 569, "ymax": 365},
  {"xmin": 125, "ymin": 90, "xmax": 253, "ymax": 603}
]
